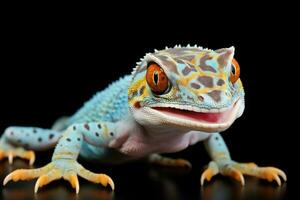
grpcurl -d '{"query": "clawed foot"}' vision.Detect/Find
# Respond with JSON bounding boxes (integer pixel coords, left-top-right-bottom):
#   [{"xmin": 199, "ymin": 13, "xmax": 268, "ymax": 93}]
[
  {"xmin": 149, "ymin": 154, "xmax": 192, "ymax": 168},
  {"xmin": 201, "ymin": 161, "xmax": 287, "ymax": 186},
  {"xmin": 0, "ymin": 145, "xmax": 35, "ymax": 165},
  {"xmin": 3, "ymin": 159, "xmax": 114, "ymax": 193}
]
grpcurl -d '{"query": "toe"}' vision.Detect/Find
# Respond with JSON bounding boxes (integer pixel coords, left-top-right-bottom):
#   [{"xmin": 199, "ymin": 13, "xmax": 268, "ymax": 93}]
[
  {"xmin": 200, "ymin": 161, "xmax": 219, "ymax": 186},
  {"xmin": 3, "ymin": 169, "xmax": 34, "ymax": 185},
  {"xmin": 77, "ymin": 164, "xmax": 115, "ymax": 190},
  {"xmin": 175, "ymin": 159, "xmax": 192, "ymax": 168},
  {"xmin": 201, "ymin": 168, "xmax": 214, "ymax": 185},
  {"xmin": 259, "ymin": 167, "xmax": 286, "ymax": 185},
  {"xmin": 25, "ymin": 151, "xmax": 35, "ymax": 165},
  {"xmin": 273, "ymin": 174, "xmax": 281, "ymax": 186},
  {"xmin": 97, "ymin": 174, "xmax": 115, "ymax": 190},
  {"xmin": 270, "ymin": 167, "xmax": 287, "ymax": 181},
  {"xmin": 64, "ymin": 173, "xmax": 80, "ymax": 194},
  {"xmin": 70, "ymin": 175, "xmax": 80, "ymax": 194},
  {"xmin": 8, "ymin": 152, "xmax": 14, "ymax": 164},
  {"xmin": 34, "ymin": 169, "xmax": 62, "ymax": 193},
  {"xmin": 3, "ymin": 164, "xmax": 53, "ymax": 186},
  {"xmin": 35, "ymin": 175, "xmax": 48, "ymax": 193},
  {"xmin": 0, "ymin": 148, "xmax": 36, "ymax": 165},
  {"xmin": 229, "ymin": 168, "xmax": 245, "ymax": 186},
  {"xmin": 0, "ymin": 150, "xmax": 5, "ymax": 160}
]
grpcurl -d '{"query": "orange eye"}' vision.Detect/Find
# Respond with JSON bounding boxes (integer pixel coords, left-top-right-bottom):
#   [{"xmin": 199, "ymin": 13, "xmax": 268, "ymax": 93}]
[
  {"xmin": 146, "ymin": 63, "xmax": 170, "ymax": 95},
  {"xmin": 230, "ymin": 58, "xmax": 240, "ymax": 84}
]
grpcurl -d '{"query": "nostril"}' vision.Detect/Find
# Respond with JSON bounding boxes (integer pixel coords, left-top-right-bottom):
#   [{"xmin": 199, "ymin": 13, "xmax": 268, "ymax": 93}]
[{"xmin": 134, "ymin": 101, "xmax": 141, "ymax": 109}]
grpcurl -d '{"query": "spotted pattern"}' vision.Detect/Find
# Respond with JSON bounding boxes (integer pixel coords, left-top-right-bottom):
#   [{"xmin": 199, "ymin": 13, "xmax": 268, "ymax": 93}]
[
  {"xmin": 49, "ymin": 134, "xmax": 54, "ymax": 139},
  {"xmin": 139, "ymin": 86, "xmax": 145, "ymax": 95},
  {"xmin": 191, "ymin": 83, "xmax": 201, "ymax": 89},
  {"xmin": 182, "ymin": 66, "xmax": 196, "ymax": 76},
  {"xmin": 207, "ymin": 90, "xmax": 222, "ymax": 102},
  {"xmin": 128, "ymin": 45, "xmax": 244, "ymax": 110},
  {"xmin": 4, "ymin": 127, "xmax": 62, "ymax": 150},
  {"xmin": 199, "ymin": 54, "xmax": 217, "ymax": 73},
  {"xmin": 84, "ymin": 124, "xmax": 90, "ymax": 130},
  {"xmin": 217, "ymin": 79, "xmax": 225, "ymax": 86},
  {"xmin": 198, "ymin": 76, "xmax": 214, "ymax": 88}
]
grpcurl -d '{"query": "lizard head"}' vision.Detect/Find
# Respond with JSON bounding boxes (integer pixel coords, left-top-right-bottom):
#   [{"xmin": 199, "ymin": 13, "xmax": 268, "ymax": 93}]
[{"xmin": 128, "ymin": 45, "xmax": 245, "ymax": 133}]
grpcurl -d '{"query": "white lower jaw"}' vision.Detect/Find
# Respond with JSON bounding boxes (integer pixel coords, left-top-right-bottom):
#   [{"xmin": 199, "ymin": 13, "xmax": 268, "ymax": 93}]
[{"xmin": 142, "ymin": 99, "xmax": 243, "ymax": 133}]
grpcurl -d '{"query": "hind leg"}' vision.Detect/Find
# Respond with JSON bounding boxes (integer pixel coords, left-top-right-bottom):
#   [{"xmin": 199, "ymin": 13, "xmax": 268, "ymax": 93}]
[{"xmin": 0, "ymin": 126, "xmax": 62, "ymax": 165}]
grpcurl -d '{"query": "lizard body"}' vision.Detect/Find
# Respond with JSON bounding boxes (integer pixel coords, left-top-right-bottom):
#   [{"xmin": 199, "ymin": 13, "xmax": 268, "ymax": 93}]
[{"xmin": 0, "ymin": 45, "xmax": 286, "ymax": 193}]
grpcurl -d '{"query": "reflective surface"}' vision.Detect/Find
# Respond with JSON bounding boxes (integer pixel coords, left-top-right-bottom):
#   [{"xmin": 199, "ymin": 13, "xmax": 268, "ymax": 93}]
[{"xmin": 0, "ymin": 151, "xmax": 288, "ymax": 200}]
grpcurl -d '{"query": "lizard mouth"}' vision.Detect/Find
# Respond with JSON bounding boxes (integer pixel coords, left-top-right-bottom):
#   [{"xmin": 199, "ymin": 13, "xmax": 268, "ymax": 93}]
[
  {"xmin": 152, "ymin": 107, "xmax": 231, "ymax": 123},
  {"xmin": 141, "ymin": 98, "xmax": 242, "ymax": 132}
]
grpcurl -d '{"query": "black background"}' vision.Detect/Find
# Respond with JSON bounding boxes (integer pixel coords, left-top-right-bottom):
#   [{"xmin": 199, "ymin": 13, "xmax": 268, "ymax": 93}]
[{"xmin": 0, "ymin": 5, "xmax": 295, "ymax": 200}]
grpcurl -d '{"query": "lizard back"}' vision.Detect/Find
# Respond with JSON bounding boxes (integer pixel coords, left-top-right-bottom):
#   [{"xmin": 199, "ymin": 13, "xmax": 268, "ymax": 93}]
[{"xmin": 67, "ymin": 75, "xmax": 132, "ymax": 125}]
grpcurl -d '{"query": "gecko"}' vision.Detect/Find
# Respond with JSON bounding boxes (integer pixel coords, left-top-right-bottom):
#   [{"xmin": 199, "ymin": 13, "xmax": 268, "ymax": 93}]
[{"xmin": 0, "ymin": 45, "xmax": 287, "ymax": 193}]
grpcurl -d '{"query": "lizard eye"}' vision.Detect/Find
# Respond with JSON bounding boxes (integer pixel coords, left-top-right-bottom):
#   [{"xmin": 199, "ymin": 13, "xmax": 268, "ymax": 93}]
[
  {"xmin": 146, "ymin": 62, "xmax": 170, "ymax": 95},
  {"xmin": 230, "ymin": 58, "xmax": 240, "ymax": 84}
]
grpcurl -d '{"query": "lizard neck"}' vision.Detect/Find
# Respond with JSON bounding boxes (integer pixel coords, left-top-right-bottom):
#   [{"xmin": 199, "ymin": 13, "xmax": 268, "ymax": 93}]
[{"xmin": 109, "ymin": 115, "xmax": 208, "ymax": 157}]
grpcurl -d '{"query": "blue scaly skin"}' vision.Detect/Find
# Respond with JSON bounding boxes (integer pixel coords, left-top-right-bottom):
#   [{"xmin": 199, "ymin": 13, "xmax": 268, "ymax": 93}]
[{"xmin": 0, "ymin": 45, "xmax": 286, "ymax": 193}]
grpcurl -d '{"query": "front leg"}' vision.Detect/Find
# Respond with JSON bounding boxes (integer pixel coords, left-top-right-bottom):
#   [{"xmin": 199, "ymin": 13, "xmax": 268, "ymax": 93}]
[
  {"xmin": 201, "ymin": 133, "xmax": 287, "ymax": 186},
  {"xmin": 3, "ymin": 122, "xmax": 117, "ymax": 193}
]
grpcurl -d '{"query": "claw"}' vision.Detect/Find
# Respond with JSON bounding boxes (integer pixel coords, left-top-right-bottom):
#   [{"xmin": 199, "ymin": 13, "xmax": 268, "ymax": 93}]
[
  {"xmin": 149, "ymin": 154, "xmax": 191, "ymax": 168},
  {"xmin": 26, "ymin": 151, "xmax": 35, "ymax": 165},
  {"xmin": 64, "ymin": 174, "xmax": 80, "ymax": 194},
  {"xmin": 3, "ymin": 173, "xmax": 12, "ymax": 185},
  {"xmin": 3, "ymin": 169, "xmax": 33, "ymax": 185},
  {"xmin": 3, "ymin": 160, "xmax": 114, "ymax": 193},
  {"xmin": 200, "ymin": 160, "xmax": 287, "ymax": 187},
  {"xmin": 69, "ymin": 175, "xmax": 79, "ymax": 194},
  {"xmin": 272, "ymin": 174, "xmax": 281, "ymax": 186},
  {"xmin": 8, "ymin": 152, "xmax": 13, "ymax": 164},
  {"xmin": 175, "ymin": 159, "xmax": 192, "ymax": 168},
  {"xmin": 200, "ymin": 161, "xmax": 219, "ymax": 186},
  {"xmin": 97, "ymin": 174, "xmax": 115, "ymax": 190},
  {"xmin": 259, "ymin": 167, "xmax": 286, "ymax": 186},
  {"xmin": 34, "ymin": 168, "xmax": 62, "ymax": 193},
  {"xmin": 35, "ymin": 175, "xmax": 48, "ymax": 193},
  {"xmin": 77, "ymin": 164, "xmax": 115, "ymax": 190},
  {"xmin": 228, "ymin": 168, "xmax": 245, "ymax": 186},
  {"xmin": 272, "ymin": 167, "xmax": 287, "ymax": 182},
  {"xmin": 0, "ymin": 150, "xmax": 5, "ymax": 160},
  {"xmin": 0, "ymin": 148, "xmax": 36, "ymax": 165},
  {"xmin": 3, "ymin": 169, "xmax": 28, "ymax": 185},
  {"xmin": 3, "ymin": 166, "xmax": 49, "ymax": 186},
  {"xmin": 201, "ymin": 168, "xmax": 214, "ymax": 185}
]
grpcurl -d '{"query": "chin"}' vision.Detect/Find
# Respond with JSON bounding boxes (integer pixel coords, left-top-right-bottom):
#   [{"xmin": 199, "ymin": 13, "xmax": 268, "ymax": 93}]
[{"xmin": 132, "ymin": 98, "xmax": 244, "ymax": 133}]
